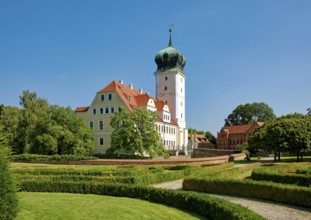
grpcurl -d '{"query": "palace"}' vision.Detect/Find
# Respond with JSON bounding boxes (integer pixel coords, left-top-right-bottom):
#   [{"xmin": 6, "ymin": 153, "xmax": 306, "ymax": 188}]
[{"xmin": 75, "ymin": 30, "xmax": 189, "ymax": 154}]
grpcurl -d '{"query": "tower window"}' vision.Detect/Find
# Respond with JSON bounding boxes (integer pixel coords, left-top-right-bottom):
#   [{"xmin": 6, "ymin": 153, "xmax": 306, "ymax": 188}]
[
  {"xmin": 165, "ymin": 76, "xmax": 168, "ymax": 80},
  {"xmin": 165, "ymin": 86, "xmax": 167, "ymax": 91}
]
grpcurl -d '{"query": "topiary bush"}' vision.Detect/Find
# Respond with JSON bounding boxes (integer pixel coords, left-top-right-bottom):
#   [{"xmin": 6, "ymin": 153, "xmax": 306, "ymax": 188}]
[{"xmin": 0, "ymin": 126, "xmax": 19, "ymax": 220}]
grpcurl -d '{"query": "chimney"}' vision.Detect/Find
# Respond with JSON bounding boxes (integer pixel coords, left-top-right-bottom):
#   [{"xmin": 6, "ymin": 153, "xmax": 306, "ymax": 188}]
[
  {"xmin": 138, "ymin": 89, "xmax": 143, "ymax": 94},
  {"xmin": 129, "ymin": 84, "xmax": 133, "ymax": 90},
  {"xmin": 119, "ymin": 80, "xmax": 123, "ymax": 84}
]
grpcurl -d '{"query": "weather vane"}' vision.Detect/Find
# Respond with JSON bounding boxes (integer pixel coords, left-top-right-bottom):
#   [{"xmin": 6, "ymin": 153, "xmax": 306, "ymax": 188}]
[{"xmin": 168, "ymin": 24, "xmax": 174, "ymax": 47}]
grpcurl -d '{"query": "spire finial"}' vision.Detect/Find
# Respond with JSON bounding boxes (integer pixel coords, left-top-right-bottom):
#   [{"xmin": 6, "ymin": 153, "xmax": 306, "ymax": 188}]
[{"xmin": 168, "ymin": 24, "xmax": 174, "ymax": 47}]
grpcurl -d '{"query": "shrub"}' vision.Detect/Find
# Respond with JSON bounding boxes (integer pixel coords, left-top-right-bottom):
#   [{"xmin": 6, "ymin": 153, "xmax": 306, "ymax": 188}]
[
  {"xmin": 183, "ymin": 177, "xmax": 311, "ymax": 207},
  {"xmin": 10, "ymin": 153, "xmax": 97, "ymax": 162},
  {"xmin": 251, "ymin": 165, "xmax": 311, "ymax": 186},
  {"xmin": 0, "ymin": 130, "xmax": 19, "ymax": 220},
  {"xmin": 19, "ymin": 180, "xmax": 264, "ymax": 220}
]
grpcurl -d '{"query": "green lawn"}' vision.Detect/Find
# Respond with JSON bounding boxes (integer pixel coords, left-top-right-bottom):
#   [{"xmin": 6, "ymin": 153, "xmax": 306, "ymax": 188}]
[{"xmin": 16, "ymin": 192, "xmax": 203, "ymax": 220}]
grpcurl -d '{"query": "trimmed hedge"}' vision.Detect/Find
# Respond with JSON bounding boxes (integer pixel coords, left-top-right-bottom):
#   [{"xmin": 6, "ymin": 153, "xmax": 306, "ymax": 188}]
[
  {"xmin": 251, "ymin": 168, "xmax": 311, "ymax": 186},
  {"xmin": 19, "ymin": 180, "xmax": 264, "ymax": 220},
  {"xmin": 183, "ymin": 177, "xmax": 311, "ymax": 207},
  {"xmin": 12, "ymin": 163, "xmax": 236, "ymax": 185},
  {"xmin": 10, "ymin": 153, "xmax": 96, "ymax": 162}
]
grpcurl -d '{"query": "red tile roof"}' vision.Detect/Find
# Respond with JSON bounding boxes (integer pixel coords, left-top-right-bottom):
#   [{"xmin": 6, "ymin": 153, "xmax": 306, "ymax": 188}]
[
  {"xmin": 77, "ymin": 80, "xmax": 176, "ymax": 125},
  {"xmin": 222, "ymin": 122, "xmax": 264, "ymax": 134},
  {"xmin": 75, "ymin": 106, "xmax": 89, "ymax": 112},
  {"xmin": 98, "ymin": 80, "xmax": 168, "ymax": 112}
]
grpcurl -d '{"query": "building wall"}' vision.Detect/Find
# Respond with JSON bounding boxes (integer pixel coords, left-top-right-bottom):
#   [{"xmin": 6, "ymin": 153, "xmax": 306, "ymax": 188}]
[
  {"xmin": 217, "ymin": 123, "xmax": 262, "ymax": 150},
  {"xmin": 76, "ymin": 90, "xmax": 125, "ymax": 154}
]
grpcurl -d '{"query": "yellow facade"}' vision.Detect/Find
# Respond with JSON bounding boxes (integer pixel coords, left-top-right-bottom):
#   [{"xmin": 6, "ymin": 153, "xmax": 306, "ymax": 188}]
[{"xmin": 76, "ymin": 90, "xmax": 126, "ymax": 154}]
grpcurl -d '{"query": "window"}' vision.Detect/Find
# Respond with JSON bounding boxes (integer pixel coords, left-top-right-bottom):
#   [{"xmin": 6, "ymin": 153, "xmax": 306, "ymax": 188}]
[
  {"xmin": 101, "ymin": 94, "xmax": 105, "ymax": 101},
  {"xmin": 98, "ymin": 120, "xmax": 104, "ymax": 130},
  {"xmin": 92, "ymin": 108, "xmax": 96, "ymax": 115},
  {"xmin": 164, "ymin": 86, "xmax": 167, "ymax": 91},
  {"xmin": 108, "ymin": 93, "xmax": 112, "ymax": 100},
  {"xmin": 165, "ymin": 76, "xmax": 168, "ymax": 80},
  {"xmin": 111, "ymin": 107, "xmax": 115, "ymax": 114},
  {"xmin": 100, "ymin": 108, "xmax": 104, "ymax": 114},
  {"xmin": 99, "ymin": 138, "xmax": 104, "ymax": 146},
  {"xmin": 105, "ymin": 107, "xmax": 109, "ymax": 114},
  {"xmin": 89, "ymin": 121, "xmax": 94, "ymax": 130}
]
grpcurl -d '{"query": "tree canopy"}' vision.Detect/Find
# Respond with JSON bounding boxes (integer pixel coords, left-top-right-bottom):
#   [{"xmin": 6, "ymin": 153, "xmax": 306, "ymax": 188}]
[
  {"xmin": 0, "ymin": 90, "xmax": 94, "ymax": 155},
  {"xmin": 249, "ymin": 113, "xmax": 311, "ymax": 161},
  {"xmin": 224, "ymin": 102, "xmax": 276, "ymax": 126},
  {"xmin": 109, "ymin": 107, "xmax": 166, "ymax": 158}
]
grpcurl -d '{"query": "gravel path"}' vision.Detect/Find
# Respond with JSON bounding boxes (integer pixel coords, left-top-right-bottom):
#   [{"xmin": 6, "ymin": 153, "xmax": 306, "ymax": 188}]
[{"xmin": 153, "ymin": 180, "xmax": 311, "ymax": 220}]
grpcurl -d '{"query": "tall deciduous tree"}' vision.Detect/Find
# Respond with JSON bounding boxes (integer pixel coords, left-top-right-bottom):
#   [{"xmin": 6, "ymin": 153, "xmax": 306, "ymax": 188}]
[
  {"xmin": 0, "ymin": 90, "xmax": 94, "ymax": 155},
  {"xmin": 109, "ymin": 108, "xmax": 166, "ymax": 158},
  {"xmin": 249, "ymin": 114, "xmax": 311, "ymax": 161},
  {"xmin": 224, "ymin": 102, "xmax": 276, "ymax": 126}
]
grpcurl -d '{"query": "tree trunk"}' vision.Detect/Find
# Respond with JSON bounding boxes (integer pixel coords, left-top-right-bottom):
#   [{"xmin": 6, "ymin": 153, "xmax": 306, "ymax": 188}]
[
  {"xmin": 274, "ymin": 151, "xmax": 277, "ymax": 162},
  {"xmin": 297, "ymin": 152, "xmax": 300, "ymax": 162},
  {"xmin": 300, "ymin": 153, "xmax": 303, "ymax": 161},
  {"xmin": 278, "ymin": 151, "xmax": 281, "ymax": 161}
]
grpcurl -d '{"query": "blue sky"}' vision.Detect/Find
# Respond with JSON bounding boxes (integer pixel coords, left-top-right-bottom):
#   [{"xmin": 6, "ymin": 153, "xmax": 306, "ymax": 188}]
[{"xmin": 0, "ymin": 0, "xmax": 310, "ymax": 136}]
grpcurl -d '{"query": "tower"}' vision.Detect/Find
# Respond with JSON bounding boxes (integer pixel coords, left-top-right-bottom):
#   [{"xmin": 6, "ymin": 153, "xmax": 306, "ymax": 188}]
[
  {"xmin": 154, "ymin": 27, "xmax": 186, "ymax": 129},
  {"xmin": 154, "ymin": 27, "xmax": 188, "ymax": 151}
]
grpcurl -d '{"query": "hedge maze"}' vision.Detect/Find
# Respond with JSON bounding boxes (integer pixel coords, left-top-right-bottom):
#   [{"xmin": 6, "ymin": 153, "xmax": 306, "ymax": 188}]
[
  {"xmin": 13, "ymin": 161, "xmax": 311, "ymax": 219},
  {"xmin": 13, "ymin": 162, "xmax": 265, "ymax": 220},
  {"xmin": 183, "ymin": 162, "xmax": 311, "ymax": 208}
]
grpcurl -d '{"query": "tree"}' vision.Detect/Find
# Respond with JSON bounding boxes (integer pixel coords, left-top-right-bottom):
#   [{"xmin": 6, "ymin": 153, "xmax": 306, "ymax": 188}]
[
  {"xmin": 109, "ymin": 107, "xmax": 166, "ymax": 158},
  {"xmin": 249, "ymin": 114, "xmax": 311, "ymax": 161},
  {"xmin": 2, "ymin": 91, "xmax": 94, "ymax": 155},
  {"xmin": 0, "ymin": 106, "xmax": 20, "ymax": 148},
  {"xmin": 205, "ymin": 131, "xmax": 216, "ymax": 144},
  {"xmin": 0, "ymin": 125, "xmax": 19, "ymax": 220},
  {"xmin": 224, "ymin": 102, "xmax": 276, "ymax": 126}
]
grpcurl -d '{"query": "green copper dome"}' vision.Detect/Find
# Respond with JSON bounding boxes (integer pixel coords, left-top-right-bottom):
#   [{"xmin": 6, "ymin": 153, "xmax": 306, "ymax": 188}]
[{"xmin": 155, "ymin": 29, "xmax": 186, "ymax": 72}]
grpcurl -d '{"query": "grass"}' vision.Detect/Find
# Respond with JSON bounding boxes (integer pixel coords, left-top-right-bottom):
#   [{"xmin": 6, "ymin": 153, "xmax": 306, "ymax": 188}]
[{"xmin": 16, "ymin": 192, "xmax": 203, "ymax": 220}]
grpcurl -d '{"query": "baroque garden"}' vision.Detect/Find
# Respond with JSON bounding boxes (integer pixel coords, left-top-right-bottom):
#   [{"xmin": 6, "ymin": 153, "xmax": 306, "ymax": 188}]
[{"xmin": 1, "ymin": 31, "xmax": 311, "ymax": 219}]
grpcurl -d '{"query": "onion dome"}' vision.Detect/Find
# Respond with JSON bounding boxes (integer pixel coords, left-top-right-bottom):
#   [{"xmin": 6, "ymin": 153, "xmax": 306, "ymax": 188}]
[{"xmin": 155, "ymin": 28, "xmax": 186, "ymax": 72}]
